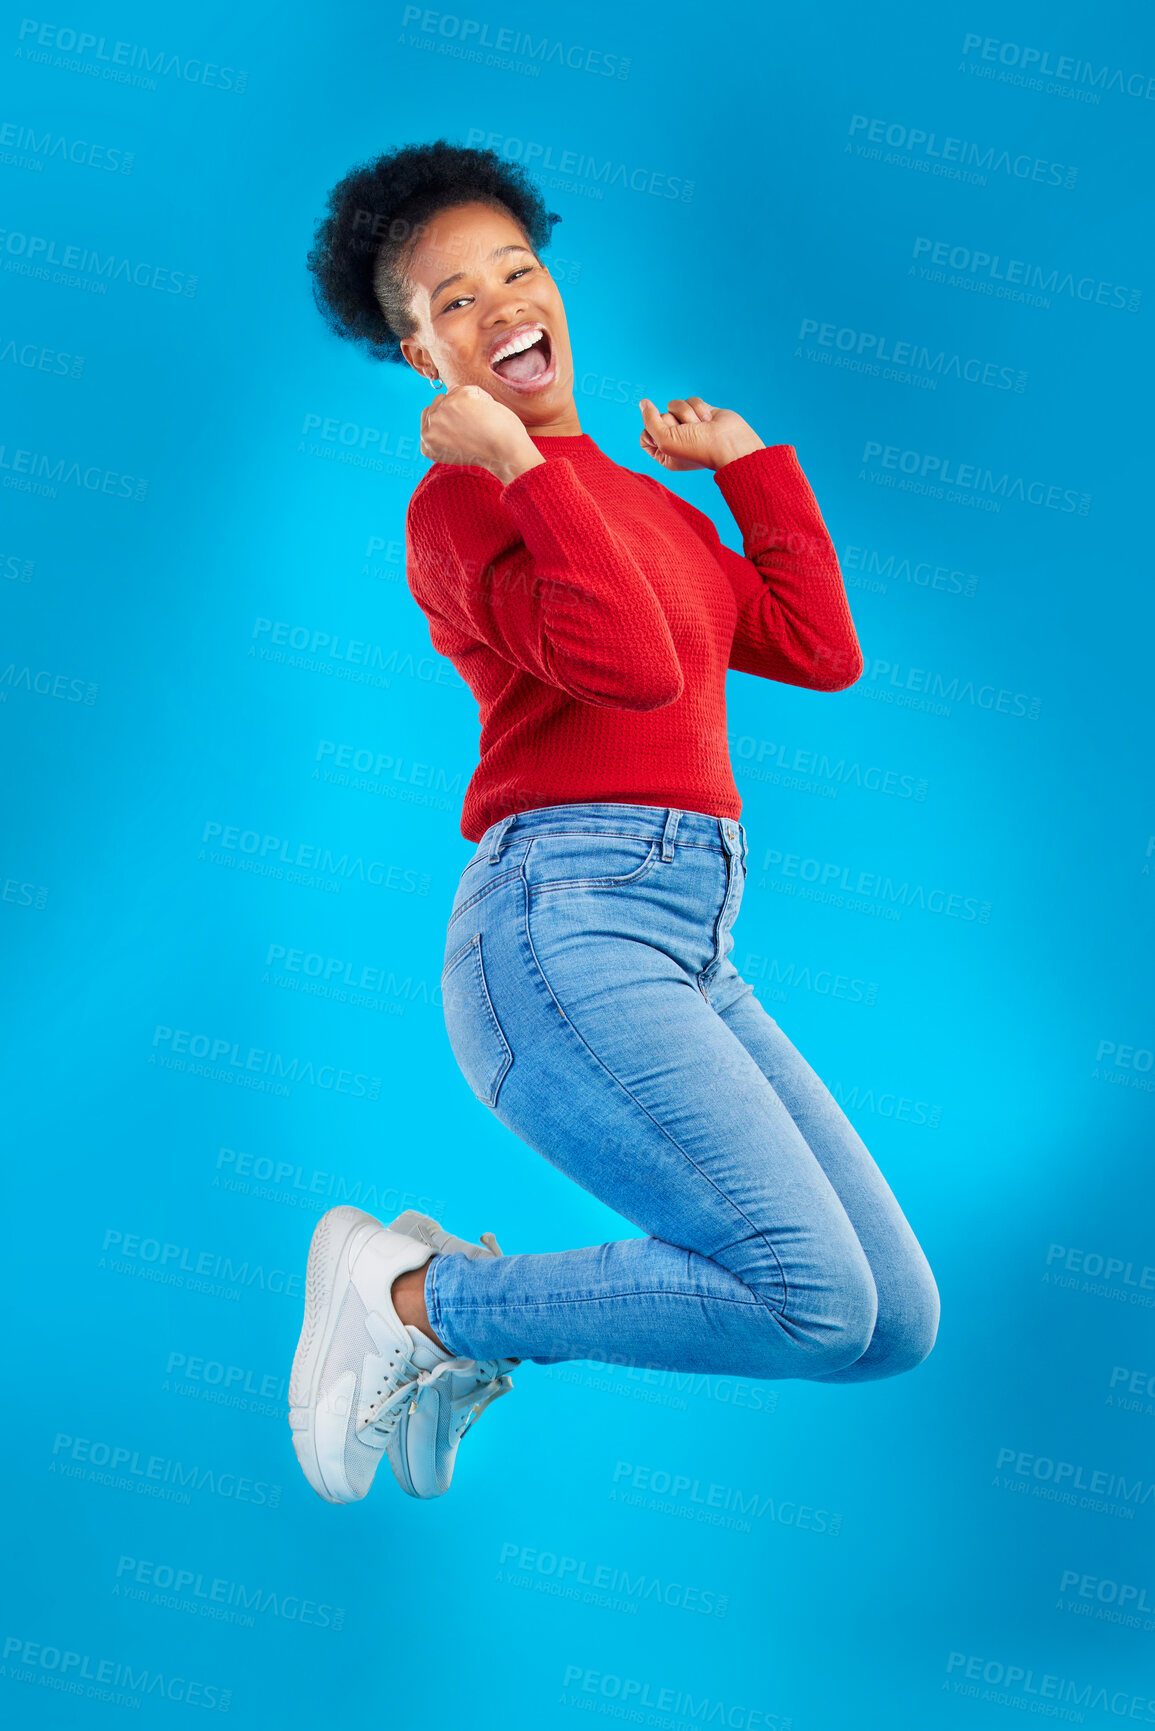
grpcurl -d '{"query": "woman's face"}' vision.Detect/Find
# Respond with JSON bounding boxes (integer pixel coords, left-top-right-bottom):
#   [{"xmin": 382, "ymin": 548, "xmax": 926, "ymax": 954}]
[{"xmin": 396, "ymin": 202, "xmax": 575, "ymax": 425}]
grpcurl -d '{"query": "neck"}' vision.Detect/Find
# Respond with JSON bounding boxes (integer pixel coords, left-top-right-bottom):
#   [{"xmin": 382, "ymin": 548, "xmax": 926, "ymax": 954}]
[{"xmin": 516, "ymin": 395, "xmax": 583, "ymax": 438}]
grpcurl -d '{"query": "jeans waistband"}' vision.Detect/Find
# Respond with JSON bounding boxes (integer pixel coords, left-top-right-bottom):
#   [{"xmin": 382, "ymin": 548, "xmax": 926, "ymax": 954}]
[{"xmin": 475, "ymin": 802, "xmax": 747, "ymax": 866}]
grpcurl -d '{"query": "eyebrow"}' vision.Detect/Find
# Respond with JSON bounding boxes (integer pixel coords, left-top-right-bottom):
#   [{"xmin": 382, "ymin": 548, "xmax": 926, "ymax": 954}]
[{"xmin": 430, "ymin": 245, "xmax": 535, "ymax": 307}]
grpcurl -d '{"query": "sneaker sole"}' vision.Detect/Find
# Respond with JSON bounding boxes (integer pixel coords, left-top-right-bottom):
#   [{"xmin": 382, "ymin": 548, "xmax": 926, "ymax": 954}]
[{"xmin": 288, "ymin": 1206, "xmax": 383, "ymax": 1504}]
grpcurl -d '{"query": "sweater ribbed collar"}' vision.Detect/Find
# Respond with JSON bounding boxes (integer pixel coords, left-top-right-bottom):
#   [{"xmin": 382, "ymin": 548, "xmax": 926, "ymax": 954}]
[{"xmin": 526, "ymin": 432, "xmax": 599, "ymax": 456}]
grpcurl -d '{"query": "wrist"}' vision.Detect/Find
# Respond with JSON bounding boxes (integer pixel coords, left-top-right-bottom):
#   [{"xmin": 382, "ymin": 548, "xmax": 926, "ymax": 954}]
[
  {"xmin": 491, "ymin": 447, "xmax": 546, "ymax": 488},
  {"xmin": 713, "ymin": 435, "xmax": 766, "ymax": 471}
]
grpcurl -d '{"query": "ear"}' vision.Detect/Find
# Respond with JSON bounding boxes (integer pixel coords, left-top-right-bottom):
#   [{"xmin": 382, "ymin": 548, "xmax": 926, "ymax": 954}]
[{"xmin": 400, "ymin": 339, "xmax": 435, "ymax": 382}]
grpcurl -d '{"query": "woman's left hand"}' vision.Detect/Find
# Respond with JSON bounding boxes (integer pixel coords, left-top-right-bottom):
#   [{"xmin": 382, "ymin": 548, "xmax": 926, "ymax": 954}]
[{"xmin": 638, "ymin": 397, "xmax": 766, "ymax": 472}]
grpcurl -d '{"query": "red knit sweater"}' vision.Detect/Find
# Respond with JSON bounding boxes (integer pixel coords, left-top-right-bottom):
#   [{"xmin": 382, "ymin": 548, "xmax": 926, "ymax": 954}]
[{"xmin": 405, "ymin": 433, "xmax": 863, "ymax": 842}]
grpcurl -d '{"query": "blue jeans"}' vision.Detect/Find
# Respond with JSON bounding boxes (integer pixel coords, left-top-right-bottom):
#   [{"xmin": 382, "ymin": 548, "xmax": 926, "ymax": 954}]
[{"xmin": 426, "ymin": 802, "xmax": 940, "ymax": 1381}]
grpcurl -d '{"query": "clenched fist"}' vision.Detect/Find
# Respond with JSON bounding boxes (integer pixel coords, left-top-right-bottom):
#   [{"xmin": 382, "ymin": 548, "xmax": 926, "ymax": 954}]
[{"xmin": 419, "ymin": 385, "xmax": 545, "ymax": 487}]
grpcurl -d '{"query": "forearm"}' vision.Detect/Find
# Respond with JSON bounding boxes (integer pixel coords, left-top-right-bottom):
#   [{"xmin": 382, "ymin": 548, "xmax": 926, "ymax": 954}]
[
  {"xmin": 490, "ymin": 449, "xmax": 547, "ymax": 488},
  {"xmin": 412, "ymin": 463, "xmax": 685, "ymax": 710},
  {"xmin": 715, "ymin": 445, "xmax": 863, "ymax": 691},
  {"xmin": 495, "ymin": 459, "xmax": 684, "ymax": 708}
]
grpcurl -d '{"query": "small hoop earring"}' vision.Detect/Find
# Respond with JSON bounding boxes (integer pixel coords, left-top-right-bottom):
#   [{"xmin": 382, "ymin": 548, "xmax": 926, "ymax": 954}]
[{"xmin": 428, "ymin": 375, "xmax": 441, "ymax": 390}]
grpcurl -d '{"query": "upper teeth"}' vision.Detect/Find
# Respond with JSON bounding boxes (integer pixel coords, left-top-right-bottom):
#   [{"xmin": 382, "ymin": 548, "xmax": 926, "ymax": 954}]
[{"xmin": 491, "ymin": 327, "xmax": 544, "ymax": 365}]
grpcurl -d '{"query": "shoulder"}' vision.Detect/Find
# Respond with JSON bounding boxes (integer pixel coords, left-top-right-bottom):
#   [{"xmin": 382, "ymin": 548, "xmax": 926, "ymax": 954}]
[
  {"xmin": 405, "ymin": 465, "xmax": 523, "ymax": 602},
  {"xmin": 622, "ymin": 464, "xmax": 723, "ymax": 541},
  {"xmin": 604, "ymin": 459, "xmax": 685, "ymax": 512},
  {"xmin": 618, "ymin": 460, "xmax": 697, "ymax": 507},
  {"xmin": 408, "ymin": 461, "xmax": 499, "ymax": 519},
  {"xmin": 406, "ymin": 462, "xmax": 508, "ymax": 545}
]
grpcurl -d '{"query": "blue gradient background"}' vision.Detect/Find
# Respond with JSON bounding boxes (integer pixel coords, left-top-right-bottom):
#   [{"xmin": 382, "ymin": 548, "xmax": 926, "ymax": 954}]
[{"xmin": 3, "ymin": 1, "xmax": 1154, "ymax": 1726}]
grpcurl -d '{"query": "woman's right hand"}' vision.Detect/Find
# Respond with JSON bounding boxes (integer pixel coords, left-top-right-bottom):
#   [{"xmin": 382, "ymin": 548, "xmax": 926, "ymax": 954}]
[{"xmin": 419, "ymin": 385, "xmax": 545, "ymax": 488}]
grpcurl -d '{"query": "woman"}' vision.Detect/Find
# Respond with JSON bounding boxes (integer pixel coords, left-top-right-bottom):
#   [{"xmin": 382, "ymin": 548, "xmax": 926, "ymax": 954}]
[{"xmin": 288, "ymin": 140, "xmax": 940, "ymax": 1506}]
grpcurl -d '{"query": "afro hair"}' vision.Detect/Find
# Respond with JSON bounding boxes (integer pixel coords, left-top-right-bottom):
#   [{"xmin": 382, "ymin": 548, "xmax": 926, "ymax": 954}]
[{"xmin": 306, "ymin": 138, "xmax": 562, "ymax": 364}]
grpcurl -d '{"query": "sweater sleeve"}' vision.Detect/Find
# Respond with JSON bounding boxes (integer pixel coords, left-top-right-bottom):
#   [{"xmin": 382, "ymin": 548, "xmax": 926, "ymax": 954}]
[
  {"xmin": 406, "ymin": 459, "xmax": 684, "ymax": 712},
  {"xmin": 639, "ymin": 445, "xmax": 864, "ymax": 692}
]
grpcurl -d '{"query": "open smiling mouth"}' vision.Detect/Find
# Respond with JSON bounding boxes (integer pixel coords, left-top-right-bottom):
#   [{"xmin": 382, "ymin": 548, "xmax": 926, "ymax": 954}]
[{"xmin": 488, "ymin": 325, "xmax": 555, "ymax": 391}]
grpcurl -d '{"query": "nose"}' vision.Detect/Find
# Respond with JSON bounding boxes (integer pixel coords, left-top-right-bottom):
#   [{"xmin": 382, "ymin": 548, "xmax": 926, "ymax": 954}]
[{"xmin": 483, "ymin": 300, "xmax": 530, "ymax": 333}]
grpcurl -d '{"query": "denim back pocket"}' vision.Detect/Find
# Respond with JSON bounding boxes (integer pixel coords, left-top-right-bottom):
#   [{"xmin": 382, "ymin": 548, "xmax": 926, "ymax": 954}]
[{"xmin": 440, "ymin": 932, "xmax": 513, "ymax": 1108}]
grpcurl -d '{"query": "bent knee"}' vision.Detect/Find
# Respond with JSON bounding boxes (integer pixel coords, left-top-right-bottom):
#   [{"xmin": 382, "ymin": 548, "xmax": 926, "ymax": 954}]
[
  {"xmin": 748, "ymin": 1258, "xmax": 879, "ymax": 1380},
  {"xmin": 880, "ymin": 1280, "xmax": 941, "ymax": 1376},
  {"xmin": 839, "ymin": 1274, "xmax": 941, "ymax": 1382}
]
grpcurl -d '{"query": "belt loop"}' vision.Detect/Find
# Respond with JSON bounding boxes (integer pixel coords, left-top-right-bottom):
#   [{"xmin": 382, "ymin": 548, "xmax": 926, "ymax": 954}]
[
  {"xmin": 488, "ymin": 814, "xmax": 517, "ymax": 862},
  {"xmin": 660, "ymin": 808, "xmax": 681, "ymax": 862}
]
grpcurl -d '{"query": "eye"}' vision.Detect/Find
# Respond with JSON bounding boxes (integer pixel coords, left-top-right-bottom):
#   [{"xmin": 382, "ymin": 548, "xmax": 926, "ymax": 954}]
[{"xmin": 438, "ymin": 265, "xmax": 535, "ymax": 315}]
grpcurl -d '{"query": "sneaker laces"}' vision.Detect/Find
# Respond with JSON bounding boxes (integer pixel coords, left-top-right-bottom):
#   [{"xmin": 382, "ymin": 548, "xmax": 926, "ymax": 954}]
[
  {"xmin": 364, "ymin": 1354, "xmax": 515, "ymax": 1445},
  {"xmin": 452, "ymin": 1368, "xmax": 513, "ymax": 1442},
  {"xmin": 438, "ymin": 1355, "xmax": 515, "ymax": 1442},
  {"xmin": 359, "ymin": 1230, "xmax": 514, "ymax": 1446},
  {"xmin": 358, "ymin": 1343, "xmax": 426, "ymax": 1440}
]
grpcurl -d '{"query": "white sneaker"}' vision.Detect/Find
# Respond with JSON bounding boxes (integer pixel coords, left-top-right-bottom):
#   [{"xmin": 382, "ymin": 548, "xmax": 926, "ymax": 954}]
[
  {"xmin": 287, "ymin": 1207, "xmax": 440, "ymax": 1504},
  {"xmin": 370, "ymin": 1211, "xmax": 517, "ymax": 1500}
]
